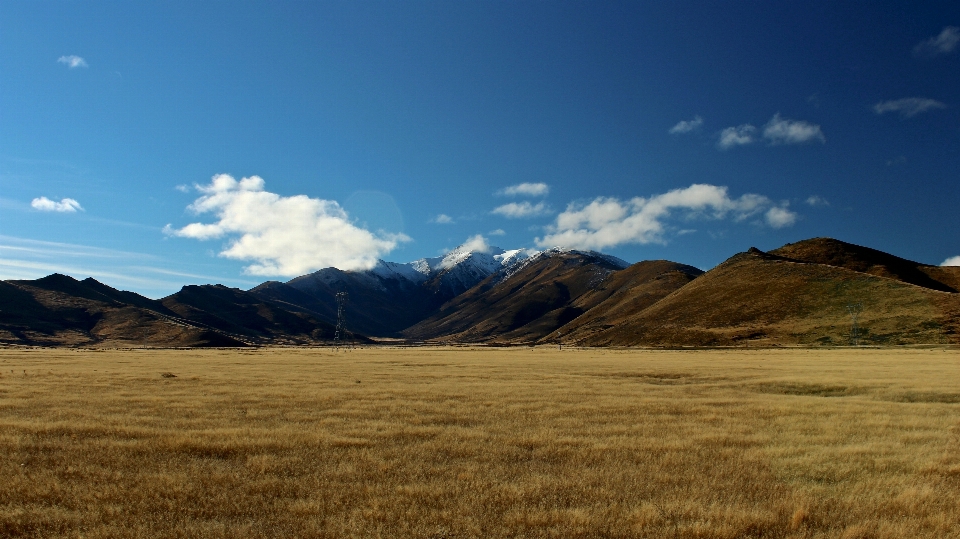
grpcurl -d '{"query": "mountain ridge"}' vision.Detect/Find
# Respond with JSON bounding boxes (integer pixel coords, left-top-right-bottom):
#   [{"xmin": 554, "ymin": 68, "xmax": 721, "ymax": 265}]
[{"xmin": 1, "ymin": 237, "xmax": 957, "ymax": 347}]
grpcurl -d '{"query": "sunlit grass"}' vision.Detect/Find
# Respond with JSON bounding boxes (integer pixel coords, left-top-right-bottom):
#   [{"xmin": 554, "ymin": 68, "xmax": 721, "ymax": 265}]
[{"xmin": 1, "ymin": 346, "xmax": 958, "ymax": 537}]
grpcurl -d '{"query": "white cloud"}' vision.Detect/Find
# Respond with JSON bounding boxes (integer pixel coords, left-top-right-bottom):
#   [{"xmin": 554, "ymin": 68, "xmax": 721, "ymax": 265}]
[
  {"xmin": 765, "ymin": 205, "xmax": 798, "ymax": 228},
  {"xmin": 914, "ymin": 27, "xmax": 960, "ymax": 57},
  {"xmin": 489, "ymin": 228, "xmax": 506, "ymax": 236},
  {"xmin": 175, "ymin": 184, "xmax": 191, "ymax": 193},
  {"xmin": 165, "ymin": 174, "xmax": 409, "ymax": 276},
  {"xmin": 873, "ymin": 98, "xmax": 946, "ymax": 118},
  {"xmin": 669, "ymin": 116, "xmax": 703, "ymax": 134},
  {"xmin": 497, "ymin": 182, "xmax": 550, "ymax": 197},
  {"xmin": 762, "ymin": 114, "xmax": 825, "ymax": 145},
  {"xmin": 536, "ymin": 184, "xmax": 796, "ymax": 250},
  {"xmin": 942, "ymin": 256, "xmax": 960, "ymax": 267},
  {"xmin": 492, "ymin": 201, "xmax": 550, "ymax": 219},
  {"xmin": 717, "ymin": 124, "xmax": 756, "ymax": 149},
  {"xmin": 57, "ymin": 55, "xmax": 88, "ymax": 68},
  {"xmin": 460, "ymin": 234, "xmax": 491, "ymax": 254},
  {"xmin": 805, "ymin": 195, "xmax": 829, "ymax": 207},
  {"xmin": 886, "ymin": 156, "xmax": 907, "ymax": 166},
  {"xmin": 431, "ymin": 213, "xmax": 454, "ymax": 224},
  {"xmin": 31, "ymin": 197, "xmax": 83, "ymax": 212}
]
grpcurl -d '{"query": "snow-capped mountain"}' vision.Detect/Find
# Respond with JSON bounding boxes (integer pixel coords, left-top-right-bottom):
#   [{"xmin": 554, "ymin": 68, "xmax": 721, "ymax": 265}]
[
  {"xmin": 262, "ymin": 242, "xmax": 628, "ymax": 337},
  {"xmin": 289, "ymin": 243, "xmax": 539, "ymax": 296}
]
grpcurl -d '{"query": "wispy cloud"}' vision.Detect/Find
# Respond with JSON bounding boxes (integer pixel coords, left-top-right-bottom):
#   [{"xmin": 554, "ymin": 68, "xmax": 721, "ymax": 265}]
[
  {"xmin": 717, "ymin": 125, "xmax": 756, "ymax": 150},
  {"xmin": 762, "ymin": 114, "xmax": 825, "ymax": 145},
  {"xmin": 431, "ymin": 213, "xmax": 454, "ymax": 224},
  {"xmin": 886, "ymin": 156, "xmax": 907, "ymax": 167},
  {"xmin": 489, "ymin": 228, "xmax": 506, "ymax": 236},
  {"xmin": 497, "ymin": 182, "xmax": 549, "ymax": 197},
  {"xmin": 175, "ymin": 184, "xmax": 191, "ymax": 193},
  {"xmin": 492, "ymin": 201, "xmax": 550, "ymax": 219},
  {"xmin": 719, "ymin": 114, "xmax": 825, "ymax": 149},
  {"xmin": 31, "ymin": 197, "xmax": 83, "ymax": 212},
  {"xmin": 536, "ymin": 184, "xmax": 796, "ymax": 250},
  {"xmin": 0, "ymin": 235, "xmax": 155, "ymax": 261},
  {"xmin": 669, "ymin": 116, "xmax": 703, "ymax": 134},
  {"xmin": 874, "ymin": 98, "xmax": 946, "ymax": 118},
  {"xmin": 805, "ymin": 195, "xmax": 829, "ymax": 207},
  {"xmin": 0, "ymin": 235, "xmax": 257, "ymax": 297},
  {"xmin": 57, "ymin": 55, "xmax": 88, "ymax": 68},
  {"xmin": 942, "ymin": 256, "xmax": 960, "ymax": 267},
  {"xmin": 914, "ymin": 26, "xmax": 960, "ymax": 57},
  {"xmin": 165, "ymin": 174, "xmax": 409, "ymax": 276}
]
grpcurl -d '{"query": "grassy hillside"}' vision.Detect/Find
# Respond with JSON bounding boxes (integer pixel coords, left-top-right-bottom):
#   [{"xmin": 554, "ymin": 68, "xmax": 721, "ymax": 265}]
[
  {"xmin": 574, "ymin": 248, "xmax": 958, "ymax": 347},
  {"xmin": 404, "ymin": 252, "xmax": 641, "ymax": 342}
]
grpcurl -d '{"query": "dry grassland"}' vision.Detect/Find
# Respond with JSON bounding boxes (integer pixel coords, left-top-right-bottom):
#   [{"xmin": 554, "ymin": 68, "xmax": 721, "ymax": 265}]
[{"xmin": 1, "ymin": 346, "xmax": 959, "ymax": 538}]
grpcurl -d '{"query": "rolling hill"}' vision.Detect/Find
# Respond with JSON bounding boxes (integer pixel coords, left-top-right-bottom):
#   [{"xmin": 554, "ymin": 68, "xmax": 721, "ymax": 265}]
[
  {"xmin": 568, "ymin": 241, "xmax": 960, "ymax": 347},
  {"xmin": 404, "ymin": 249, "xmax": 661, "ymax": 343},
  {"xmin": 2, "ymin": 237, "xmax": 956, "ymax": 347},
  {"xmin": 0, "ymin": 275, "xmax": 355, "ymax": 347}
]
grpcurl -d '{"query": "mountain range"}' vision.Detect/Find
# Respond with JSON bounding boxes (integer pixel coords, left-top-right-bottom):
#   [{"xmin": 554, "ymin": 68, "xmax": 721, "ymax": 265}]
[{"xmin": 1, "ymin": 237, "xmax": 957, "ymax": 347}]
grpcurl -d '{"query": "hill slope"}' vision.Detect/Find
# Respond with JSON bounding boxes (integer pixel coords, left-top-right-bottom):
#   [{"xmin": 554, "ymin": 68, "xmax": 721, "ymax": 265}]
[
  {"xmin": 0, "ymin": 275, "xmax": 359, "ymax": 347},
  {"xmin": 275, "ymin": 244, "xmax": 536, "ymax": 336},
  {"xmin": 0, "ymin": 275, "xmax": 245, "ymax": 347},
  {"xmin": 572, "ymin": 246, "xmax": 959, "ymax": 347},
  {"xmin": 161, "ymin": 284, "xmax": 361, "ymax": 345},
  {"xmin": 404, "ymin": 250, "xmax": 650, "ymax": 343},
  {"xmin": 770, "ymin": 237, "xmax": 960, "ymax": 292},
  {"xmin": 542, "ymin": 260, "xmax": 703, "ymax": 344}
]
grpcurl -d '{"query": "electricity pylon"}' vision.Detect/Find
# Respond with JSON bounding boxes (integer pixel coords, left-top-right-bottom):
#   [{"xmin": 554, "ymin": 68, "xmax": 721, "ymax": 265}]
[
  {"xmin": 334, "ymin": 291, "xmax": 347, "ymax": 350},
  {"xmin": 847, "ymin": 302, "xmax": 863, "ymax": 346}
]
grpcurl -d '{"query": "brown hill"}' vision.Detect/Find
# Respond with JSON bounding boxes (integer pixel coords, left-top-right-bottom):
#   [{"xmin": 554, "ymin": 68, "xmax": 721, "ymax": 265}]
[
  {"xmin": 542, "ymin": 260, "xmax": 703, "ymax": 344},
  {"xmin": 0, "ymin": 274, "xmax": 360, "ymax": 347},
  {"xmin": 402, "ymin": 252, "xmax": 696, "ymax": 343},
  {"xmin": 770, "ymin": 237, "xmax": 960, "ymax": 292},
  {"xmin": 0, "ymin": 275, "xmax": 245, "ymax": 347},
  {"xmin": 161, "ymin": 284, "xmax": 365, "ymax": 345},
  {"xmin": 571, "ymin": 246, "xmax": 959, "ymax": 347}
]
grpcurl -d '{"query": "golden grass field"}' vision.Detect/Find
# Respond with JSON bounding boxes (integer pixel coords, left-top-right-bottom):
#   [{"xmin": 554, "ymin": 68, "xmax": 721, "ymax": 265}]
[{"xmin": 1, "ymin": 346, "xmax": 959, "ymax": 538}]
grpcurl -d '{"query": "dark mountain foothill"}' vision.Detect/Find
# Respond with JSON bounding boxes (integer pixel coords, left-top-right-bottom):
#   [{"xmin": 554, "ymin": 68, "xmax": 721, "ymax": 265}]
[{"xmin": 1, "ymin": 238, "xmax": 956, "ymax": 347}]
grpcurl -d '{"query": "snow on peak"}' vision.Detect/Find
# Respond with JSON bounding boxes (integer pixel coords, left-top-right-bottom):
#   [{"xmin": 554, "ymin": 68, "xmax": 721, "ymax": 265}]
[
  {"xmin": 495, "ymin": 248, "xmax": 538, "ymax": 268},
  {"xmin": 369, "ymin": 259, "xmax": 429, "ymax": 282},
  {"xmin": 438, "ymin": 241, "xmax": 504, "ymax": 271}
]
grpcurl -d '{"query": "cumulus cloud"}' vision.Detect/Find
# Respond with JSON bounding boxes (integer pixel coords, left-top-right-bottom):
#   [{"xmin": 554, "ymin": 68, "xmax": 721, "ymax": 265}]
[
  {"xmin": 669, "ymin": 116, "xmax": 703, "ymax": 134},
  {"xmin": 492, "ymin": 201, "xmax": 550, "ymax": 219},
  {"xmin": 431, "ymin": 213, "xmax": 454, "ymax": 224},
  {"xmin": 535, "ymin": 184, "xmax": 796, "ymax": 250},
  {"xmin": 914, "ymin": 26, "xmax": 960, "ymax": 57},
  {"xmin": 805, "ymin": 195, "xmax": 829, "ymax": 207},
  {"xmin": 874, "ymin": 98, "xmax": 947, "ymax": 118},
  {"xmin": 57, "ymin": 55, "xmax": 88, "ymax": 68},
  {"xmin": 764, "ymin": 205, "xmax": 797, "ymax": 228},
  {"xmin": 460, "ymin": 234, "xmax": 491, "ymax": 254},
  {"xmin": 31, "ymin": 197, "xmax": 83, "ymax": 212},
  {"xmin": 942, "ymin": 256, "xmax": 960, "ymax": 267},
  {"xmin": 763, "ymin": 114, "xmax": 825, "ymax": 145},
  {"xmin": 164, "ymin": 174, "xmax": 409, "ymax": 276},
  {"xmin": 497, "ymin": 182, "xmax": 550, "ymax": 197},
  {"xmin": 717, "ymin": 125, "xmax": 756, "ymax": 149}
]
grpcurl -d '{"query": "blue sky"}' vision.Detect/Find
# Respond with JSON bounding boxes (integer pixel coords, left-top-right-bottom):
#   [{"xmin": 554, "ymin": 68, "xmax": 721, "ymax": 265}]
[{"xmin": 1, "ymin": 1, "xmax": 958, "ymax": 298}]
